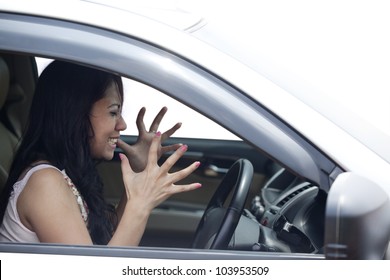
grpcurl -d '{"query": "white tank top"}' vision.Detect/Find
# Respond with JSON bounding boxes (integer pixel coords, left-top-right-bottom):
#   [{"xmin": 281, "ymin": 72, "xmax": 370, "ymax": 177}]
[{"xmin": 0, "ymin": 164, "xmax": 88, "ymax": 243}]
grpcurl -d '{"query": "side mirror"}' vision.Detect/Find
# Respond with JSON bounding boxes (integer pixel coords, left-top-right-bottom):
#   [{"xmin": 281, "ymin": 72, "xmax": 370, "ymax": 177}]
[{"xmin": 324, "ymin": 172, "xmax": 390, "ymax": 259}]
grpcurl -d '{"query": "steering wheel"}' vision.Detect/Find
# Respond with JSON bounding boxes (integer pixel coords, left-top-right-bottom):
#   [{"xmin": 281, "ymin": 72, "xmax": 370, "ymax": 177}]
[{"xmin": 192, "ymin": 158, "xmax": 253, "ymax": 249}]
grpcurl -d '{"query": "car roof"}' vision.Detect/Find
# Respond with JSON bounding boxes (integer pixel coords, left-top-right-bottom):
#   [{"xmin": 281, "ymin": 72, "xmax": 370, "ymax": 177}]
[{"xmin": 1, "ymin": 0, "xmax": 390, "ymax": 166}]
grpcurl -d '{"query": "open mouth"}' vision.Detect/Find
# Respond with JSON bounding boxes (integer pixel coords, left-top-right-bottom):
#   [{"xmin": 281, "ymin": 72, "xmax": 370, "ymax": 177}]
[{"xmin": 108, "ymin": 138, "xmax": 118, "ymax": 146}]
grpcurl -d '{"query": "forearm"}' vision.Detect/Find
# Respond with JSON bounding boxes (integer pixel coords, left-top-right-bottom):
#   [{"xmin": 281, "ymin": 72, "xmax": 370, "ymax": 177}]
[
  {"xmin": 108, "ymin": 201, "xmax": 150, "ymax": 247},
  {"xmin": 115, "ymin": 191, "xmax": 127, "ymax": 222}
]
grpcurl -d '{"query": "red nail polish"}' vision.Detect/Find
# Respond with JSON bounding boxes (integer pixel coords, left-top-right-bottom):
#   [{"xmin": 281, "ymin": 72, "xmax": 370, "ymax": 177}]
[
  {"xmin": 155, "ymin": 131, "xmax": 161, "ymax": 137},
  {"xmin": 180, "ymin": 144, "xmax": 188, "ymax": 152},
  {"xmin": 196, "ymin": 183, "xmax": 202, "ymax": 188},
  {"xmin": 195, "ymin": 161, "xmax": 201, "ymax": 168}
]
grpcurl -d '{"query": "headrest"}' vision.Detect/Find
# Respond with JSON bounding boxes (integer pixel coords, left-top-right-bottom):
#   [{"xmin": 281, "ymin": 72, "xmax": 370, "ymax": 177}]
[{"xmin": 0, "ymin": 57, "xmax": 10, "ymax": 110}]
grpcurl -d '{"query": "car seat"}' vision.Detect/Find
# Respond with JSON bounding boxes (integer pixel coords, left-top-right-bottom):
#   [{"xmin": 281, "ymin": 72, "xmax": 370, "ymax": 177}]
[
  {"xmin": 0, "ymin": 56, "xmax": 19, "ymax": 191},
  {"xmin": 0, "ymin": 53, "xmax": 38, "ymax": 194}
]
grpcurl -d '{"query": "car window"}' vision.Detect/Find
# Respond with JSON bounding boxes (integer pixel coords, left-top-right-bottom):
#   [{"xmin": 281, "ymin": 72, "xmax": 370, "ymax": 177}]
[{"xmin": 36, "ymin": 57, "xmax": 239, "ymax": 140}]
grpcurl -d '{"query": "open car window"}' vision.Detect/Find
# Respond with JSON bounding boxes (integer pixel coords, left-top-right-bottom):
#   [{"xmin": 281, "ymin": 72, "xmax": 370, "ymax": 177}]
[
  {"xmin": 121, "ymin": 78, "xmax": 240, "ymax": 140},
  {"xmin": 36, "ymin": 57, "xmax": 239, "ymax": 141},
  {"xmin": 33, "ymin": 57, "xmax": 327, "ymax": 254}
]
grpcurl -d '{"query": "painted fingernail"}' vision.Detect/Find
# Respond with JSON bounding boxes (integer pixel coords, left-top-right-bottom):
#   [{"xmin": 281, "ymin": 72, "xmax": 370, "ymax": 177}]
[
  {"xmin": 195, "ymin": 183, "xmax": 202, "ymax": 188},
  {"xmin": 195, "ymin": 161, "xmax": 201, "ymax": 168},
  {"xmin": 119, "ymin": 153, "xmax": 125, "ymax": 160},
  {"xmin": 155, "ymin": 131, "xmax": 161, "ymax": 137},
  {"xmin": 180, "ymin": 144, "xmax": 188, "ymax": 152}
]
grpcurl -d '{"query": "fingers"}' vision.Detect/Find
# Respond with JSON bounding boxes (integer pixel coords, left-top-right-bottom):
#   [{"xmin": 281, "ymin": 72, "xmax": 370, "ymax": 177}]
[
  {"xmin": 170, "ymin": 161, "xmax": 201, "ymax": 186},
  {"xmin": 169, "ymin": 182, "xmax": 202, "ymax": 195},
  {"xmin": 137, "ymin": 107, "xmax": 182, "ymax": 142},
  {"xmin": 121, "ymin": 135, "xmax": 201, "ymax": 207},
  {"xmin": 146, "ymin": 134, "xmax": 201, "ymax": 187},
  {"xmin": 119, "ymin": 153, "xmax": 134, "ymax": 199},
  {"xmin": 161, "ymin": 143, "xmax": 182, "ymax": 155},
  {"xmin": 117, "ymin": 138, "xmax": 131, "ymax": 154},
  {"xmin": 159, "ymin": 144, "xmax": 201, "ymax": 182},
  {"xmin": 159, "ymin": 144, "xmax": 188, "ymax": 174},
  {"xmin": 119, "ymin": 153, "xmax": 134, "ymax": 176},
  {"xmin": 149, "ymin": 106, "xmax": 167, "ymax": 133},
  {"xmin": 146, "ymin": 132, "xmax": 162, "ymax": 168},
  {"xmin": 136, "ymin": 107, "xmax": 147, "ymax": 132},
  {"xmin": 164, "ymin": 160, "xmax": 202, "ymax": 196},
  {"xmin": 161, "ymin": 122, "xmax": 182, "ymax": 142}
]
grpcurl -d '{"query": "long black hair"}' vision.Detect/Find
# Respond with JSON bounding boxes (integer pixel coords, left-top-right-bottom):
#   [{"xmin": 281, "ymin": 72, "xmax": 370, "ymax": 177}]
[{"xmin": 0, "ymin": 60, "xmax": 123, "ymax": 244}]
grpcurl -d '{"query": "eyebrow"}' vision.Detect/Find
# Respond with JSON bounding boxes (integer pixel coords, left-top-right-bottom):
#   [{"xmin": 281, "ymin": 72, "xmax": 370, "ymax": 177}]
[{"xmin": 107, "ymin": 103, "xmax": 121, "ymax": 109}]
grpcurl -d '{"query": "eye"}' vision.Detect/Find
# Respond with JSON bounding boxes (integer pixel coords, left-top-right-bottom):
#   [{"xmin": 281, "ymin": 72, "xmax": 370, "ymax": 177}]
[{"xmin": 110, "ymin": 110, "xmax": 122, "ymax": 118}]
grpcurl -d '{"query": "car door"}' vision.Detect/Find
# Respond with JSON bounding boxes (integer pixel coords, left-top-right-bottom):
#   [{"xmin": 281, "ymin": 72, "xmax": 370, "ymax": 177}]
[{"xmin": 0, "ymin": 11, "xmax": 332, "ymax": 260}]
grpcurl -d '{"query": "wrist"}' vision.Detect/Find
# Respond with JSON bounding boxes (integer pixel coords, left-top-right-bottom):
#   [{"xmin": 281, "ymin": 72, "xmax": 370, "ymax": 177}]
[{"xmin": 124, "ymin": 198, "xmax": 152, "ymax": 220}]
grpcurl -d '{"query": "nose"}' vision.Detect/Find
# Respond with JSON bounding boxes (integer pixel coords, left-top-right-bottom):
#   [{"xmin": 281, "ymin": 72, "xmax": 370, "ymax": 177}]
[{"xmin": 116, "ymin": 115, "xmax": 127, "ymax": 131}]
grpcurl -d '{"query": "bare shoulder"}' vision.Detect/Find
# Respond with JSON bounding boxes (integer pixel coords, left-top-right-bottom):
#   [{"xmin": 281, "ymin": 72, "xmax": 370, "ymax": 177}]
[
  {"xmin": 17, "ymin": 167, "xmax": 76, "ymax": 229},
  {"xmin": 17, "ymin": 167, "xmax": 92, "ymax": 244},
  {"xmin": 21, "ymin": 167, "xmax": 69, "ymax": 197}
]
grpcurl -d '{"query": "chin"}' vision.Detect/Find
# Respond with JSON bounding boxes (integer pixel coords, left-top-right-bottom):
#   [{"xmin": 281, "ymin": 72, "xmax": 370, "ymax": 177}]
[
  {"xmin": 103, "ymin": 153, "xmax": 115, "ymax": 161},
  {"xmin": 93, "ymin": 151, "xmax": 115, "ymax": 161}
]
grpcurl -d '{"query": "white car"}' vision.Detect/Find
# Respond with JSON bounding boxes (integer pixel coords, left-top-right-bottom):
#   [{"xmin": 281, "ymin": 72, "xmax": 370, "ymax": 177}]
[{"xmin": 1, "ymin": 0, "xmax": 390, "ymax": 263}]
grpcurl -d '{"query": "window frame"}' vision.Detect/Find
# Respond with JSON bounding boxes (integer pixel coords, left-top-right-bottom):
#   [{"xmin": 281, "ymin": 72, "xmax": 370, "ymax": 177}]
[{"xmin": 0, "ymin": 12, "xmax": 337, "ymax": 188}]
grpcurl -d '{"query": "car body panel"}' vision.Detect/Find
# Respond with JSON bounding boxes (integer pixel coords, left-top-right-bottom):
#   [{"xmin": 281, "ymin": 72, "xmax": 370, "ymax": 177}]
[{"xmin": 0, "ymin": 242, "xmax": 324, "ymax": 260}]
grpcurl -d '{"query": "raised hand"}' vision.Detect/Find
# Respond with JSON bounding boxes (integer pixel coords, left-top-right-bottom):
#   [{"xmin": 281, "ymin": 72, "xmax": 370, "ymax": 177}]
[
  {"xmin": 119, "ymin": 132, "xmax": 201, "ymax": 212},
  {"xmin": 117, "ymin": 107, "xmax": 182, "ymax": 172}
]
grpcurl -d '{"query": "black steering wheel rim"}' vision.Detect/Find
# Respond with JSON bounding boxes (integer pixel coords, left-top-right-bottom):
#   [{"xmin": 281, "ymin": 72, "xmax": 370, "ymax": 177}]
[{"xmin": 192, "ymin": 158, "xmax": 253, "ymax": 249}]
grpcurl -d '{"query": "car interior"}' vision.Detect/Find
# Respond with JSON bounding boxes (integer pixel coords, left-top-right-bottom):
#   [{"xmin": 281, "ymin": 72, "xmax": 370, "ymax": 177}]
[
  {"xmin": 0, "ymin": 52, "xmax": 328, "ymax": 254},
  {"xmin": 0, "ymin": 54, "xmax": 36, "ymax": 190}
]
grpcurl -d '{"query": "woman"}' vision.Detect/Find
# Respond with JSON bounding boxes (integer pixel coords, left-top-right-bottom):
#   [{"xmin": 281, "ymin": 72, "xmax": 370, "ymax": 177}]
[{"xmin": 0, "ymin": 60, "xmax": 201, "ymax": 246}]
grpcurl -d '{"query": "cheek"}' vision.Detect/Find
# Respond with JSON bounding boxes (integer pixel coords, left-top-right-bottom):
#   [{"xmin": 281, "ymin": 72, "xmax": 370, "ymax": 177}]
[
  {"xmin": 89, "ymin": 125, "xmax": 106, "ymax": 150},
  {"xmin": 89, "ymin": 136, "xmax": 101, "ymax": 156},
  {"xmin": 91, "ymin": 119, "xmax": 110, "ymax": 138},
  {"xmin": 92, "ymin": 131, "xmax": 107, "ymax": 147},
  {"xmin": 89, "ymin": 135, "xmax": 110, "ymax": 159},
  {"xmin": 91, "ymin": 122, "xmax": 114, "ymax": 146}
]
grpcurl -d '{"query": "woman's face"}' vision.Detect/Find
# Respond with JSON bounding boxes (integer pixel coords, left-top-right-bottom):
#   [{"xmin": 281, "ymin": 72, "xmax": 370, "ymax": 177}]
[{"xmin": 89, "ymin": 82, "xmax": 127, "ymax": 160}]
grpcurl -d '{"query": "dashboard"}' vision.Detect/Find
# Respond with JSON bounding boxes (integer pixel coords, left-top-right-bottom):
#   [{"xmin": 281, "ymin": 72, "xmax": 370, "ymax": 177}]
[{"xmin": 253, "ymin": 168, "xmax": 326, "ymax": 253}]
